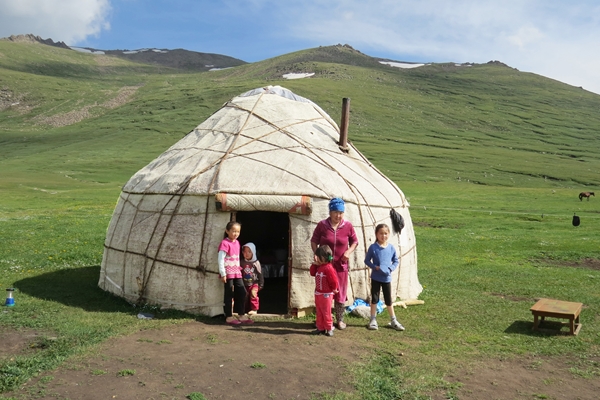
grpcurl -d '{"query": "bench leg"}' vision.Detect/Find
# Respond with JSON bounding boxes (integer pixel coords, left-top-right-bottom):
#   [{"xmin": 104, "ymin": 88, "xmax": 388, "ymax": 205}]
[{"xmin": 533, "ymin": 314, "xmax": 539, "ymax": 331}]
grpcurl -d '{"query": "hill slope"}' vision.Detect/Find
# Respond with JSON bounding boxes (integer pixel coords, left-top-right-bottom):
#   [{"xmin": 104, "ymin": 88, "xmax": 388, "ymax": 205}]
[{"xmin": 1, "ymin": 40, "xmax": 599, "ymax": 212}]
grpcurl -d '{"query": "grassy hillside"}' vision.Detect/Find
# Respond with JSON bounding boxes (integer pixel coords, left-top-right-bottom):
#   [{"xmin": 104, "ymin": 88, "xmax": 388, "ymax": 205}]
[
  {"xmin": 2, "ymin": 41, "xmax": 600, "ymax": 202},
  {"xmin": 219, "ymin": 48, "xmax": 600, "ymax": 187},
  {"xmin": 1, "ymin": 41, "xmax": 599, "ymax": 398}
]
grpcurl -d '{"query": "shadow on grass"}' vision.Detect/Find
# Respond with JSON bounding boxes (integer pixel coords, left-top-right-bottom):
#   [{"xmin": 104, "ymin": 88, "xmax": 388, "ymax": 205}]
[
  {"xmin": 14, "ymin": 265, "xmax": 188, "ymax": 319},
  {"xmin": 505, "ymin": 320, "xmax": 577, "ymax": 336}
]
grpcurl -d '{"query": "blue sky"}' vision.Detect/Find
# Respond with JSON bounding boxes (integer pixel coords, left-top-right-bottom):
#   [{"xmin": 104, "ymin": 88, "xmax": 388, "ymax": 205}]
[{"xmin": 1, "ymin": 0, "xmax": 599, "ymax": 94}]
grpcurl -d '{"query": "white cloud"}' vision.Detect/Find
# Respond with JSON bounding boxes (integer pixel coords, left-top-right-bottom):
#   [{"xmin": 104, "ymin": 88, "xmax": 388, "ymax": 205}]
[
  {"xmin": 0, "ymin": 0, "xmax": 111, "ymax": 44},
  {"xmin": 506, "ymin": 26, "xmax": 545, "ymax": 49}
]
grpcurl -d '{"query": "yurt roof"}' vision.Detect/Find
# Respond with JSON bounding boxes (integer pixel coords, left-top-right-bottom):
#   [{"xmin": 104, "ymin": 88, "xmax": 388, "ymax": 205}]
[{"xmin": 123, "ymin": 86, "xmax": 408, "ymax": 208}]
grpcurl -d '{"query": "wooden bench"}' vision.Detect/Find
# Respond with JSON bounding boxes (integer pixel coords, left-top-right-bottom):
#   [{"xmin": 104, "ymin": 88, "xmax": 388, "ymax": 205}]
[{"xmin": 530, "ymin": 298, "xmax": 582, "ymax": 335}]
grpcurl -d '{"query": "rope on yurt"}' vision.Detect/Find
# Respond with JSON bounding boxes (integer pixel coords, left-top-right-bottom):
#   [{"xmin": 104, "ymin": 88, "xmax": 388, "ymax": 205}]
[
  {"xmin": 262, "ymin": 115, "xmax": 382, "ymax": 301},
  {"xmin": 102, "ymin": 191, "xmax": 131, "ymax": 295},
  {"xmin": 107, "ymin": 191, "xmax": 188, "ymax": 303},
  {"xmin": 198, "ymin": 102, "xmax": 377, "ymax": 301},
  {"xmin": 349, "ymin": 140, "xmax": 411, "ymax": 300},
  {"xmin": 118, "ymin": 192, "xmax": 139, "ymax": 296},
  {"xmin": 134, "ymin": 145, "xmax": 232, "ymax": 301},
  {"xmin": 135, "ymin": 98, "xmax": 260, "ymax": 303},
  {"xmin": 130, "ymin": 91, "xmax": 412, "ymax": 305},
  {"xmin": 195, "ymin": 94, "xmax": 262, "ymax": 273},
  {"xmin": 345, "ymin": 140, "xmax": 411, "ymax": 300},
  {"xmin": 134, "ymin": 95, "xmax": 267, "ymax": 304},
  {"xmin": 136, "ymin": 193, "xmax": 180, "ymax": 303}
]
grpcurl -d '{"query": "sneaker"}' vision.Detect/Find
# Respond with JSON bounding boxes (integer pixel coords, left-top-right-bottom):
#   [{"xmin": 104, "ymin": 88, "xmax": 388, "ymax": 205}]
[
  {"xmin": 324, "ymin": 329, "xmax": 334, "ymax": 337},
  {"xmin": 247, "ymin": 310, "xmax": 257, "ymax": 315},
  {"xmin": 368, "ymin": 320, "xmax": 378, "ymax": 330},
  {"xmin": 336, "ymin": 321, "xmax": 347, "ymax": 330},
  {"xmin": 311, "ymin": 329, "xmax": 325, "ymax": 335},
  {"xmin": 389, "ymin": 320, "xmax": 405, "ymax": 331}
]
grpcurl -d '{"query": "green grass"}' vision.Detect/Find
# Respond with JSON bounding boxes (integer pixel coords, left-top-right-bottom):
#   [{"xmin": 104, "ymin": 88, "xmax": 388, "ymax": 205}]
[
  {"xmin": 186, "ymin": 392, "xmax": 208, "ymax": 400},
  {"xmin": 2, "ymin": 183, "xmax": 597, "ymax": 397},
  {"xmin": 1, "ymin": 41, "xmax": 600, "ymax": 398},
  {"xmin": 90, "ymin": 369, "xmax": 107, "ymax": 376},
  {"xmin": 117, "ymin": 369, "xmax": 136, "ymax": 377}
]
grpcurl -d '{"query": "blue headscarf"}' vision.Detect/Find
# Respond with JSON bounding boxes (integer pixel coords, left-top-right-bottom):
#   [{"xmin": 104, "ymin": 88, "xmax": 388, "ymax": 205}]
[{"xmin": 328, "ymin": 197, "xmax": 345, "ymax": 212}]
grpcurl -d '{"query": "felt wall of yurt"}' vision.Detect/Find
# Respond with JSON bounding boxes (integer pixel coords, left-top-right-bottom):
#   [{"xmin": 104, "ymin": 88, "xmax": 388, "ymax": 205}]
[{"xmin": 98, "ymin": 86, "xmax": 422, "ymax": 316}]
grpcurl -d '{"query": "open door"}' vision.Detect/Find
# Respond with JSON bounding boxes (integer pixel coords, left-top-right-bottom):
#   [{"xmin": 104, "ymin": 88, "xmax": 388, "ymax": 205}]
[{"xmin": 235, "ymin": 211, "xmax": 290, "ymax": 314}]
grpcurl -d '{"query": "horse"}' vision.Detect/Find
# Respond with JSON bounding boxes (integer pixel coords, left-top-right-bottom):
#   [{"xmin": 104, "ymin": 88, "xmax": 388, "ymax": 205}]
[{"xmin": 579, "ymin": 192, "xmax": 595, "ymax": 201}]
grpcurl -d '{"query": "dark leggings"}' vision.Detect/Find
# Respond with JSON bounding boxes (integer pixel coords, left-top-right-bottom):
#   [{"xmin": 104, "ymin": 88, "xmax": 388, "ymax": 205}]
[
  {"xmin": 371, "ymin": 279, "xmax": 392, "ymax": 306},
  {"xmin": 224, "ymin": 278, "xmax": 246, "ymax": 317}
]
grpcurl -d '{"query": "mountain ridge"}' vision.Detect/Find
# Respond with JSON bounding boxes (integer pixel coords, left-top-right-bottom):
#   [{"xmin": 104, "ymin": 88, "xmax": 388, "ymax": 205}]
[
  {"xmin": 3, "ymin": 33, "xmax": 514, "ymax": 75},
  {"xmin": 1, "ymin": 33, "xmax": 247, "ymax": 71}
]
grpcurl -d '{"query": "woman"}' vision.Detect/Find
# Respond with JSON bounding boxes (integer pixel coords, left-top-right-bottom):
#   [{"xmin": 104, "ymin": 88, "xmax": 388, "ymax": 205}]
[{"xmin": 311, "ymin": 198, "xmax": 358, "ymax": 329}]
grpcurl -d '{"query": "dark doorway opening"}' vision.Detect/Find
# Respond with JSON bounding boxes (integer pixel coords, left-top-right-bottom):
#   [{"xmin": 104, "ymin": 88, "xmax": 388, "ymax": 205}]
[{"xmin": 236, "ymin": 211, "xmax": 289, "ymax": 314}]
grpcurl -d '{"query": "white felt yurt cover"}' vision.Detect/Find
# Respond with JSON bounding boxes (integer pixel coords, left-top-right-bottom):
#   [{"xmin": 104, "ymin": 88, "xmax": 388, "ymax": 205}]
[{"xmin": 99, "ymin": 86, "xmax": 422, "ymax": 316}]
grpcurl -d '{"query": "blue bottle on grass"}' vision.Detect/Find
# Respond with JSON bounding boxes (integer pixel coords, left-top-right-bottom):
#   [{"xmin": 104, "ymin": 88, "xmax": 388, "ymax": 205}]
[{"xmin": 5, "ymin": 288, "xmax": 15, "ymax": 307}]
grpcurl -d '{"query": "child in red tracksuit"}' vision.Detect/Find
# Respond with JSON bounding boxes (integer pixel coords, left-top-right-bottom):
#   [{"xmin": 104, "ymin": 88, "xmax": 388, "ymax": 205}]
[{"xmin": 310, "ymin": 245, "xmax": 339, "ymax": 337}]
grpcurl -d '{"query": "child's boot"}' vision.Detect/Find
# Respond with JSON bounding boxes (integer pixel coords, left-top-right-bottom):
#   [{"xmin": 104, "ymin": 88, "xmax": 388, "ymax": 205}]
[{"xmin": 335, "ymin": 302, "xmax": 346, "ymax": 330}]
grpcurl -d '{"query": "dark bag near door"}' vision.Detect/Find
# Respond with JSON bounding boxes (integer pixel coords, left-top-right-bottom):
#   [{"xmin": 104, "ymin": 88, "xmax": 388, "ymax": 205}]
[
  {"xmin": 390, "ymin": 208, "xmax": 405, "ymax": 234},
  {"xmin": 572, "ymin": 213, "xmax": 580, "ymax": 227}
]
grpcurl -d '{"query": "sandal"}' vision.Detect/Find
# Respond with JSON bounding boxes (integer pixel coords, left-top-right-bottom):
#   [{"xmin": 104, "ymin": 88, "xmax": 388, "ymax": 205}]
[{"xmin": 238, "ymin": 316, "xmax": 254, "ymax": 324}]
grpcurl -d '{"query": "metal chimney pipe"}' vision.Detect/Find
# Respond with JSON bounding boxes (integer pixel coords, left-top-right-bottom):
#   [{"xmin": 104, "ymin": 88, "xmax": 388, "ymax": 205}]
[{"xmin": 339, "ymin": 97, "xmax": 350, "ymax": 152}]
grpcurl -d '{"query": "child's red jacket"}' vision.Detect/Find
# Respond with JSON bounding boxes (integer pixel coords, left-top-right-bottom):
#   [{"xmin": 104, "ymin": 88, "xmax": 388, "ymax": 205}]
[{"xmin": 309, "ymin": 262, "xmax": 339, "ymax": 294}]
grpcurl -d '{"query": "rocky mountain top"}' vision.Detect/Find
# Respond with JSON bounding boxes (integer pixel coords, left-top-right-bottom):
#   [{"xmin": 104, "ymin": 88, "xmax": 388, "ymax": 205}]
[{"xmin": 2, "ymin": 33, "xmax": 70, "ymax": 49}]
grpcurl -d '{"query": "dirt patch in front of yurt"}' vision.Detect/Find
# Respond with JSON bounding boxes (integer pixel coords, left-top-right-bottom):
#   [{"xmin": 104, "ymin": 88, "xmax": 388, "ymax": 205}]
[
  {"xmin": 10, "ymin": 319, "xmax": 600, "ymax": 400},
  {"xmin": 17, "ymin": 320, "xmax": 359, "ymax": 399}
]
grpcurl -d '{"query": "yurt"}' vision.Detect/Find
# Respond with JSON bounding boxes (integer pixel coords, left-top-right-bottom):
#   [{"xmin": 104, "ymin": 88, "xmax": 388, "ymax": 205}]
[{"xmin": 98, "ymin": 86, "xmax": 422, "ymax": 316}]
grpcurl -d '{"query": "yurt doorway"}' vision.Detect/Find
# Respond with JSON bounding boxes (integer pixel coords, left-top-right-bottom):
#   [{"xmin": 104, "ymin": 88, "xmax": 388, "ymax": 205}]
[{"xmin": 235, "ymin": 211, "xmax": 290, "ymax": 314}]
